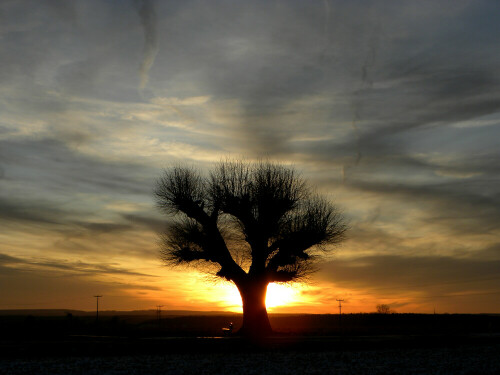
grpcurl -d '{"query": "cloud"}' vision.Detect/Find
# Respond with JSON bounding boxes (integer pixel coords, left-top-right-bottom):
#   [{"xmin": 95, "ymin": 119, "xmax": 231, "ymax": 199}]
[
  {"xmin": 0, "ymin": 252, "xmax": 154, "ymax": 278},
  {"xmin": 78, "ymin": 222, "xmax": 132, "ymax": 234},
  {"xmin": 0, "ymin": 196, "xmax": 68, "ymax": 225},
  {"xmin": 318, "ymin": 253, "xmax": 500, "ymax": 296},
  {"xmin": 0, "ymin": 261, "xmax": 161, "ymax": 310},
  {"xmin": 0, "ymin": 137, "xmax": 154, "ymax": 196},
  {"xmin": 312, "ymin": 252, "xmax": 500, "ymax": 312},
  {"xmin": 341, "ymin": 173, "xmax": 500, "ymax": 239},
  {"xmin": 144, "ymin": 0, "xmax": 499, "ymax": 160},
  {"xmin": 135, "ymin": 0, "xmax": 159, "ymax": 90},
  {"xmin": 122, "ymin": 213, "xmax": 167, "ymax": 233},
  {"xmin": 0, "ymin": 0, "xmax": 499, "ymax": 312},
  {"xmin": 0, "ymin": 252, "xmax": 162, "ymax": 310}
]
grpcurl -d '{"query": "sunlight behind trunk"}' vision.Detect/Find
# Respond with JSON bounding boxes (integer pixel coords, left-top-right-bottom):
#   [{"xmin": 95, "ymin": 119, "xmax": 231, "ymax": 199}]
[{"xmin": 221, "ymin": 283, "xmax": 299, "ymax": 312}]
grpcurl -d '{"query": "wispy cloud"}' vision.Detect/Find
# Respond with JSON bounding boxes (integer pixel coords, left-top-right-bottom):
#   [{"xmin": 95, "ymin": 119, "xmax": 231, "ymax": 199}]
[
  {"xmin": 135, "ymin": 0, "xmax": 159, "ymax": 91},
  {"xmin": 0, "ymin": 0, "xmax": 499, "ymax": 312},
  {"xmin": 0, "ymin": 252, "xmax": 155, "ymax": 278}
]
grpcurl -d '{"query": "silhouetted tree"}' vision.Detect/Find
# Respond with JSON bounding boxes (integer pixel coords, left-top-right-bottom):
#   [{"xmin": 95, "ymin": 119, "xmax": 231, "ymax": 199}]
[
  {"xmin": 155, "ymin": 160, "xmax": 347, "ymax": 337},
  {"xmin": 376, "ymin": 304, "xmax": 393, "ymax": 314}
]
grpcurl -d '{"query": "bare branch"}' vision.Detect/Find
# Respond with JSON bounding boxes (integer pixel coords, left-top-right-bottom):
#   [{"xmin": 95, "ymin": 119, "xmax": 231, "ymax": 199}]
[
  {"xmin": 159, "ymin": 219, "xmax": 218, "ymax": 264},
  {"xmin": 155, "ymin": 166, "xmax": 208, "ymax": 221},
  {"xmin": 209, "ymin": 160, "xmax": 310, "ymax": 274},
  {"xmin": 155, "ymin": 160, "xmax": 347, "ymax": 285},
  {"xmin": 155, "ymin": 165, "xmax": 247, "ymax": 281},
  {"xmin": 266, "ymin": 195, "xmax": 347, "ymax": 277}
]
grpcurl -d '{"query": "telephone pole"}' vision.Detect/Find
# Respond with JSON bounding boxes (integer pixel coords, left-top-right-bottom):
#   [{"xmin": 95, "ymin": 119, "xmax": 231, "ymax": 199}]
[
  {"xmin": 336, "ymin": 299, "xmax": 344, "ymax": 328},
  {"xmin": 94, "ymin": 295, "xmax": 102, "ymax": 322},
  {"xmin": 156, "ymin": 305, "xmax": 164, "ymax": 329}
]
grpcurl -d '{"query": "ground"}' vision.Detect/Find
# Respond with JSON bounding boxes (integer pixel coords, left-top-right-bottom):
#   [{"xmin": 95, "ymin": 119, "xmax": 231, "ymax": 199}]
[
  {"xmin": 2, "ymin": 313, "xmax": 499, "ymax": 374},
  {"xmin": 1, "ymin": 336, "xmax": 499, "ymax": 374}
]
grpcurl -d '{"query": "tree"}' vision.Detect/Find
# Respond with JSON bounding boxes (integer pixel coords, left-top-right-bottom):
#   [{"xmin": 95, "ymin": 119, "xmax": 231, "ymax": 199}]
[
  {"xmin": 155, "ymin": 160, "xmax": 347, "ymax": 337},
  {"xmin": 376, "ymin": 304, "xmax": 393, "ymax": 314}
]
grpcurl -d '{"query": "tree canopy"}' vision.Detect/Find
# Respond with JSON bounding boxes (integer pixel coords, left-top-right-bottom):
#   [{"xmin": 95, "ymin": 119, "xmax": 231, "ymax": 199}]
[{"xmin": 155, "ymin": 160, "xmax": 347, "ymax": 284}]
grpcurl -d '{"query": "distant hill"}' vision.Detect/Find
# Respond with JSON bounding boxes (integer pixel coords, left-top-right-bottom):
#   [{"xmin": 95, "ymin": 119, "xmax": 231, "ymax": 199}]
[{"xmin": 0, "ymin": 309, "xmax": 238, "ymax": 317}]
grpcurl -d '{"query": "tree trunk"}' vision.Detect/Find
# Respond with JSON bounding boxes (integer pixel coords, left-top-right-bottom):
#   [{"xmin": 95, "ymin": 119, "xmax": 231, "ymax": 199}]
[{"xmin": 236, "ymin": 279, "xmax": 273, "ymax": 337}]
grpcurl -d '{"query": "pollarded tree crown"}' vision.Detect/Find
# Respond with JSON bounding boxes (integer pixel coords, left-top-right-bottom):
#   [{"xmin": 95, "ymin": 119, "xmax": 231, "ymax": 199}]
[{"xmin": 155, "ymin": 160, "xmax": 347, "ymax": 283}]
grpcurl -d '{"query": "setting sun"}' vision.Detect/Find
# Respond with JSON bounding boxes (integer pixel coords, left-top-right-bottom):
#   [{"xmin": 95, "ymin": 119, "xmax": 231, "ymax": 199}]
[
  {"xmin": 266, "ymin": 283, "xmax": 298, "ymax": 308},
  {"xmin": 222, "ymin": 283, "xmax": 299, "ymax": 312}
]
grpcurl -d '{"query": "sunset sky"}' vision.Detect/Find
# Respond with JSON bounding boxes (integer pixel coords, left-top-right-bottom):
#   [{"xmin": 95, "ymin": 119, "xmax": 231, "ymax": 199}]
[{"xmin": 1, "ymin": 0, "xmax": 499, "ymax": 314}]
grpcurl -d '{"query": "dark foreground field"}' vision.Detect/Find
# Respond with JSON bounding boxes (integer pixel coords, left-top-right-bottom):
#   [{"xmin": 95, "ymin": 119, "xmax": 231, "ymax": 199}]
[
  {"xmin": 1, "ymin": 312, "xmax": 499, "ymax": 374},
  {"xmin": 1, "ymin": 335, "xmax": 499, "ymax": 375}
]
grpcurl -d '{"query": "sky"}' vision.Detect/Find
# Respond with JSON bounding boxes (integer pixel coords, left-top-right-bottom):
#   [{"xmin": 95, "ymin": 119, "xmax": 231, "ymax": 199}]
[{"xmin": 1, "ymin": 0, "xmax": 499, "ymax": 314}]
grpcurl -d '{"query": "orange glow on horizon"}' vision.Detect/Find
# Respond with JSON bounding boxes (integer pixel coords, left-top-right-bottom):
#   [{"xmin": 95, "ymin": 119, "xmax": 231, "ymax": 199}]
[
  {"xmin": 124, "ymin": 268, "xmax": 439, "ymax": 315},
  {"xmin": 220, "ymin": 283, "xmax": 301, "ymax": 312}
]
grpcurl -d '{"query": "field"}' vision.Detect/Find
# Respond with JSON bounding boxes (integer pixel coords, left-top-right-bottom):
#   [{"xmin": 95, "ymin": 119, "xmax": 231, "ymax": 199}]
[{"xmin": 1, "ymin": 312, "xmax": 499, "ymax": 374}]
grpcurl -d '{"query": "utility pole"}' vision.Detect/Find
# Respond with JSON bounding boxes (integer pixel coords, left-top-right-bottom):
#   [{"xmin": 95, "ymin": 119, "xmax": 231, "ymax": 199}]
[
  {"xmin": 336, "ymin": 299, "xmax": 344, "ymax": 328},
  {"xmin": 94, "ymin": 295, "xmax": 102, "ymax": 323},
  {"xmin": 156, "ymin": 305, "xmax": 164, "ymax": 330}
]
